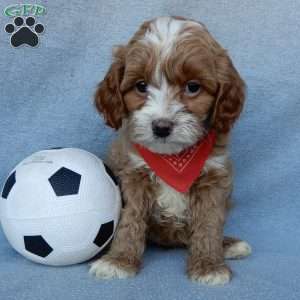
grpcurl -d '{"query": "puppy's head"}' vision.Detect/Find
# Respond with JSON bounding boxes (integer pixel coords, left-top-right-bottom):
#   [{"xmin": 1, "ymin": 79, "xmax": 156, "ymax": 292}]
[{"xmin": 95, "ymin": 16, "xmax": 245, "ymax": 154}]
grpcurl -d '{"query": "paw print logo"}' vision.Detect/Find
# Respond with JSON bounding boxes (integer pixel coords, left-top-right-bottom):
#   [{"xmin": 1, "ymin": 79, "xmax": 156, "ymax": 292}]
[{"xmin": 5, "ymin": 16, "xmax": 44, "ymax": 47}]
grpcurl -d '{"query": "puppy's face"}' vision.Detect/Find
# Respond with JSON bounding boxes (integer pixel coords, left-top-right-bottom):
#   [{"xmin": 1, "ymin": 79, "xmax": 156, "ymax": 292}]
[{"xmin": 96, "ymin": 17, "xmax": 245, "ymax": 154}]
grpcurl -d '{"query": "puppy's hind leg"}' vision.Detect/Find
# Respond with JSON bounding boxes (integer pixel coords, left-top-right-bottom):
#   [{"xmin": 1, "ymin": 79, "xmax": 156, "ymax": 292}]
[
  {"xmin": 147, "ymin": 222, "xmax": 252, "ymax": 260},
  {"xmin": 223, "ymin": 236, "xmax": 252, "ymax": 259}
]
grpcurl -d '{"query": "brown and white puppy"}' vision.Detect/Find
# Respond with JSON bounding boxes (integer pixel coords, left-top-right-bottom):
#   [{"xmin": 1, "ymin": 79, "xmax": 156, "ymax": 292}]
[{"xmin": 90, "ymin": 16, "xmax": 251, "ymax": 285}]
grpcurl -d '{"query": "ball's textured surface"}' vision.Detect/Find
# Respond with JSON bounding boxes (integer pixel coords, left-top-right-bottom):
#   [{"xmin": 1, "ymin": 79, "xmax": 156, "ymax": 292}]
[{"xmin": 0, "ymin": 148, "xmax": 121, "ymax": 266}]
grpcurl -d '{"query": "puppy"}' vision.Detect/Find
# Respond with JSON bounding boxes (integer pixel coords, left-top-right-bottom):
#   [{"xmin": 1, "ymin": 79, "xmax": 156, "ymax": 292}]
[{"xmin": 90, "ymin": 16, "xmax": 251, "ymax": 285}]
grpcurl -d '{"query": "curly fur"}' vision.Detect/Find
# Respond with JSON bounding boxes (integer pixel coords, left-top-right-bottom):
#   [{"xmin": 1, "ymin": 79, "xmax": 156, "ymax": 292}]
[{"xmin": 91, "ymin": 16, "xmax": 250, "ymax": 285}]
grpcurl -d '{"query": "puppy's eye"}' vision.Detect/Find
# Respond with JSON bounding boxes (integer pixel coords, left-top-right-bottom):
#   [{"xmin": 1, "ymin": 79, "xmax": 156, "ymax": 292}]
[
  {"xmin": 135, "ymin": 80, "xmax": 148, "ymax": 95},
  {"xmin": 184, "ymin": 81, "xmax": 201, "ymax": 96}
]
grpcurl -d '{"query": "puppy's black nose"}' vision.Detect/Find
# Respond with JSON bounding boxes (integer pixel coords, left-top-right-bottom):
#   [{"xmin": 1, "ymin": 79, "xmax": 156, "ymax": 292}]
[{"xmin": 152, "ymin": 119, "xmax": 174, "ymax": 138}]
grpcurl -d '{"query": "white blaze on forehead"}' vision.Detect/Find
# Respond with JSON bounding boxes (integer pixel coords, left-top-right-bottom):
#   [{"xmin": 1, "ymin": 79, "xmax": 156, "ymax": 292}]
[
  {"xmin": 145, "ymin": 17, "xmax": 184, "ymax": 53},
  {"xmin": 144, "ymin": 17, "xmax": 185, "ymax": 83},
  {"xmin": 144, "ymin": 17, "xmax": 203, "ymax": 51},
  {"xmin": 143, "ymin": 17, "xmax": 203, "ymax": 83}
]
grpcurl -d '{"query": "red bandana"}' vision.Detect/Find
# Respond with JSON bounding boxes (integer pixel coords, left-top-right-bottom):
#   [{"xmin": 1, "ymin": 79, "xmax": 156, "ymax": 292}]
[{"xmin": 134, "ymin": 130, "xmax": 216, "ymax": 193}]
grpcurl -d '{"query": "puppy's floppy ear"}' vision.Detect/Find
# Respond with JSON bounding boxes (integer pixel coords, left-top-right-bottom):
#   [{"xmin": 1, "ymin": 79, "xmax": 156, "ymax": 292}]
[
  {"xmin": 95, "ymin": 46, "xmax": 127, "ymax": 129},
  {"xmin": 212, "ymin": 51, "xmax": 246, "ymax": 133}
]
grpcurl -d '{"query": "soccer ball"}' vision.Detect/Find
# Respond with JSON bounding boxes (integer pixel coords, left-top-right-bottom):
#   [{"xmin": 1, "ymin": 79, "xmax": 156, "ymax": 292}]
[{"xmin": 0, "ymin": 148, "xmax": 121, "ymax": 266}]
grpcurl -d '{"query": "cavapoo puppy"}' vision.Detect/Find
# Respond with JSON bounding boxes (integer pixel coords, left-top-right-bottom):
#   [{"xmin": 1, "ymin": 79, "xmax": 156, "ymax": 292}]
[{"xmin": 90, "ymin": 16, "xmax": 251, "ymax": 285}]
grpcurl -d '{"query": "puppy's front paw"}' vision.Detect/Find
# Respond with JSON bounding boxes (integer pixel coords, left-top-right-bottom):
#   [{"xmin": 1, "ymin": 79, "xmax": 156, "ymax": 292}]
[
  {"xmin": 89, "ymin": 256, "xmax": 137, "ymax": 279},
  {"xmin": 188, "ymin": 262, "xmax": 232, "ymax": 285}
]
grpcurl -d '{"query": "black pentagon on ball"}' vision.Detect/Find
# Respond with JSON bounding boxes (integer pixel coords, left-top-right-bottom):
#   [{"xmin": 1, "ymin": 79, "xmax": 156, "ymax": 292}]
[
  {"xmin": 48, "ymin": 167, "xmax": 81, "ymax": 196},
  {"xmin": 2, "ymin": 171, "xmax": 16, "ymax": 199},
  {"xmin": 93, "ymin": 220, "xmax": 114, "ymax": 248},
  {"xmin": 24, "ymin": 235, "xmax": 53, "ymax": 257}
]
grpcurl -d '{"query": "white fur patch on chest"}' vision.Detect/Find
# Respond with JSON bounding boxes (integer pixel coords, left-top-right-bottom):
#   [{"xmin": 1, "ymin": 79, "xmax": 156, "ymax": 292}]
[
  {"xmin": 156, "ymin": 179, "xmax": 188, "ymax": 219},
  {"xmin": 129, "ymin": 152, "xmax": 188, "ymax": 219}
]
